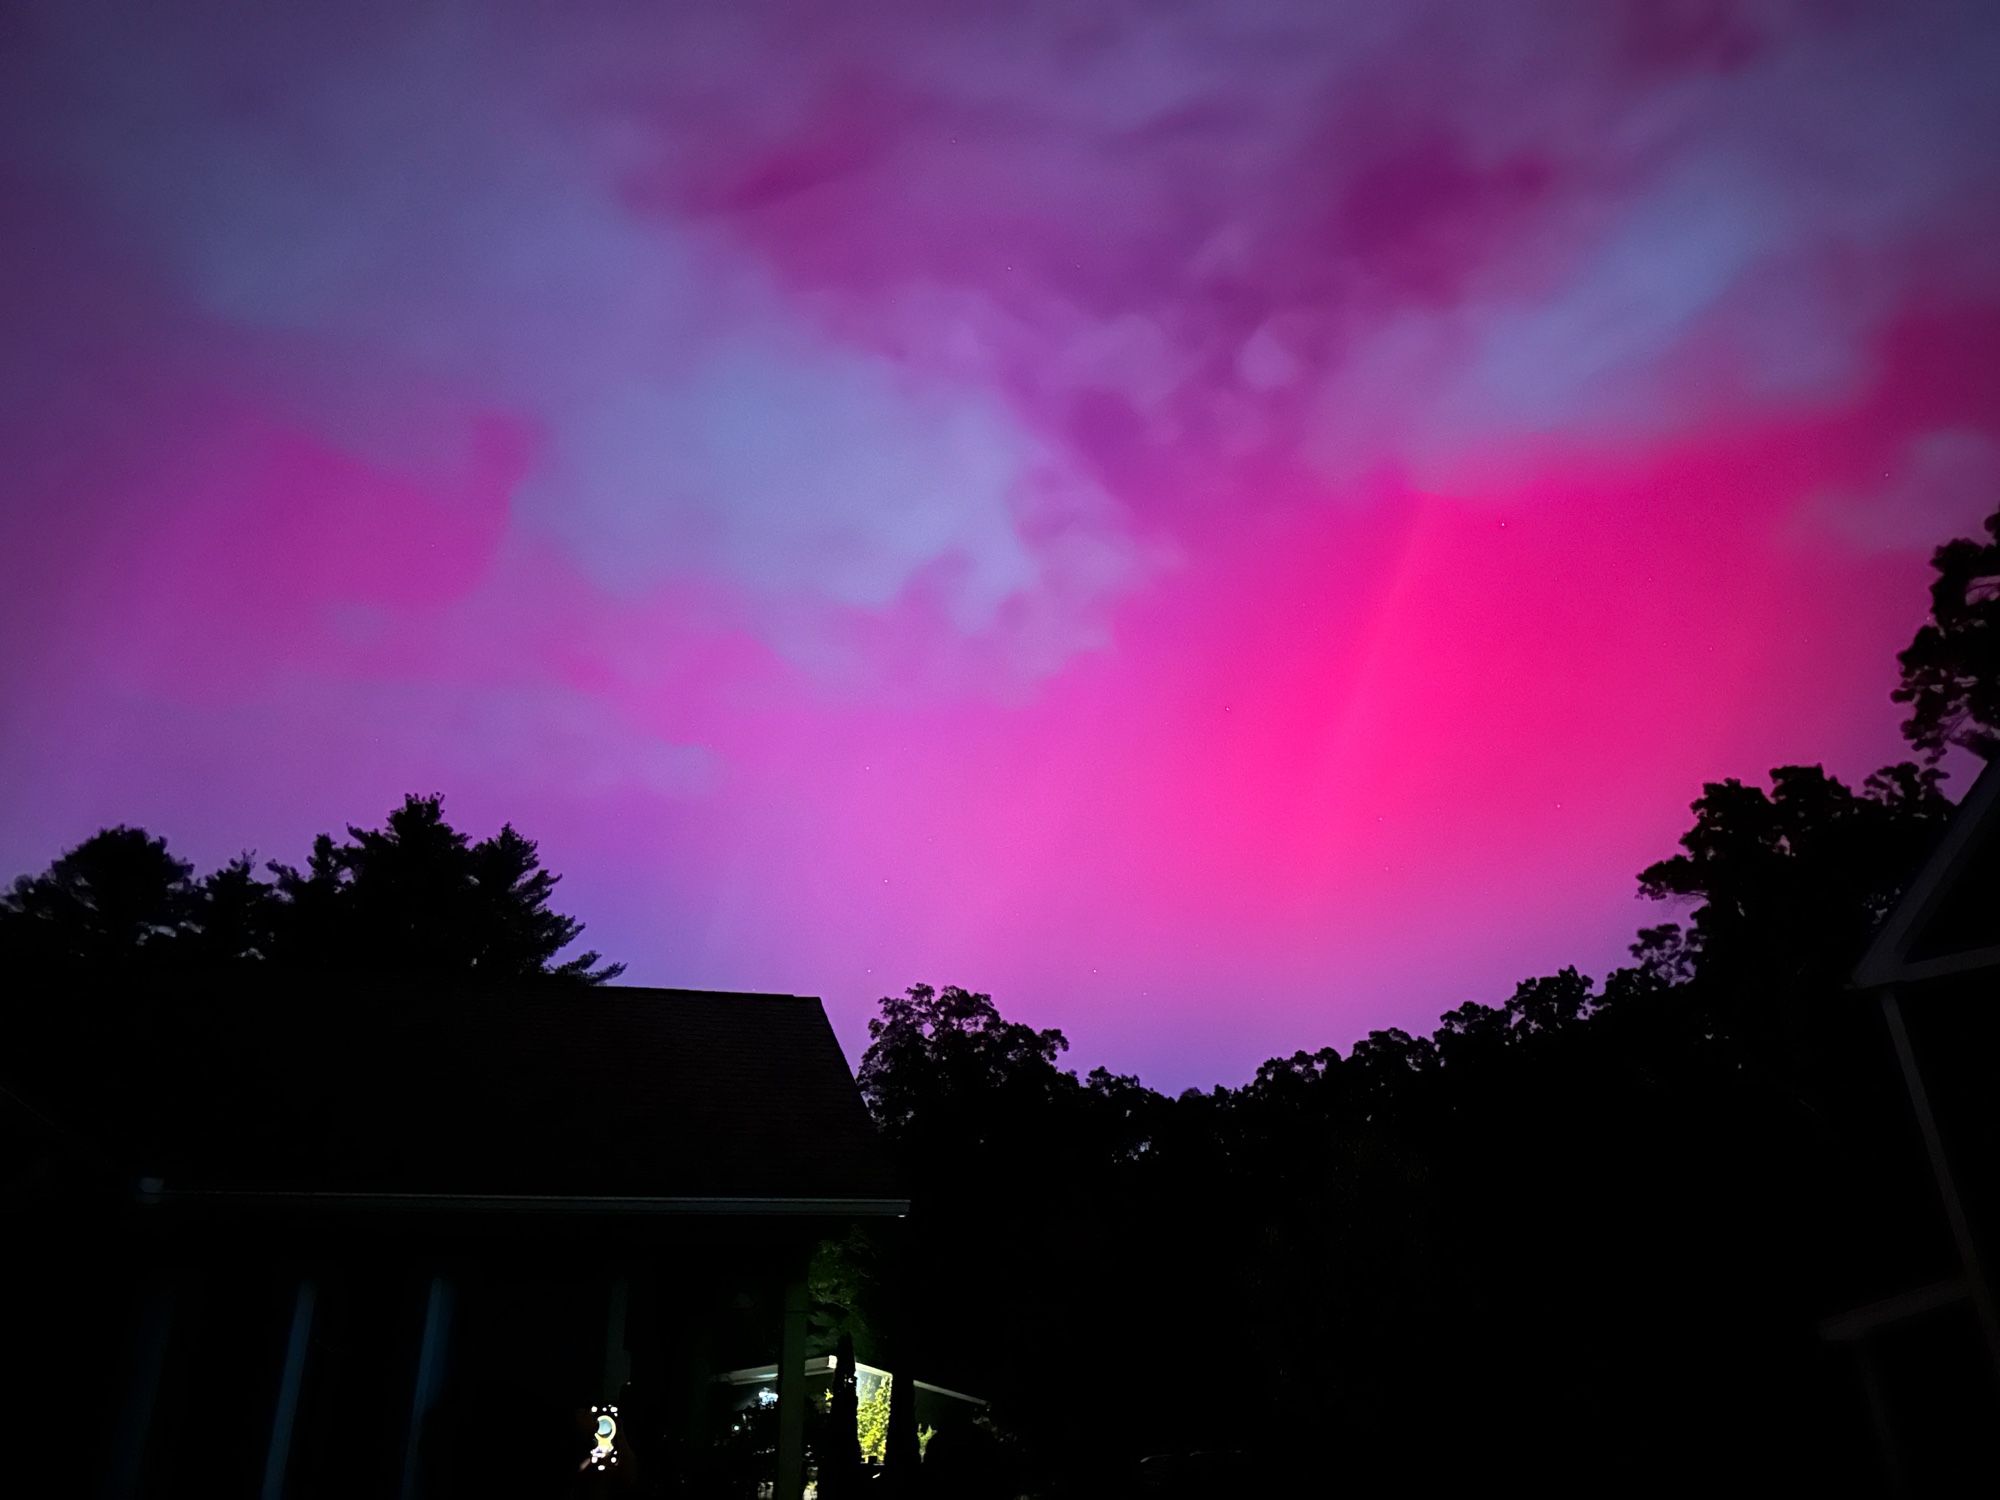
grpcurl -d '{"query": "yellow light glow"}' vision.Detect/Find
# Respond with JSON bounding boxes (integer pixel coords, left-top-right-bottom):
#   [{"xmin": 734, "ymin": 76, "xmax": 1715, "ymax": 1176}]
[{"xmin": 580, "ymin": 1405, "xmax": 620, "ymax": 1473}]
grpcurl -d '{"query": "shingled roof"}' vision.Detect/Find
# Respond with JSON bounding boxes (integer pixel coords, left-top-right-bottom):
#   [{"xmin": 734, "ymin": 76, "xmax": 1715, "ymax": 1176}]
[{"xmin": 9, "ymin": 985, "xmax": 906, "ymax": 1212}]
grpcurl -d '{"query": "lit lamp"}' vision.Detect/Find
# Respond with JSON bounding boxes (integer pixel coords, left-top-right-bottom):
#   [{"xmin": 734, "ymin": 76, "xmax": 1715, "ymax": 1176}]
[{"xmin": 584, "ymin": 1404, "xmax": 620, "ymax": 1472}]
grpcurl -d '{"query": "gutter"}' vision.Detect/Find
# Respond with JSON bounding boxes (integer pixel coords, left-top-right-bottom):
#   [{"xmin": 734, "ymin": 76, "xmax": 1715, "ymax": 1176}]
[{"xmin": 134, "ymin": 1181, "xmax": 909, "ymax": 1217}]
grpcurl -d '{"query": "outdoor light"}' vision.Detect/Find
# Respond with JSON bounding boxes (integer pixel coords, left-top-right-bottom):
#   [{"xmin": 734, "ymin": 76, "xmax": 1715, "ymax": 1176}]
[{"xmin": 582, "ymin": 1404, "xmax": 619, "ymax": 1473}]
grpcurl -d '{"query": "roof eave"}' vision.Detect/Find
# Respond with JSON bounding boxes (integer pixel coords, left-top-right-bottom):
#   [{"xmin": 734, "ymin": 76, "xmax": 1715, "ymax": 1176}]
[
  {"xmin": 136, "ymin": 1185, "xmax": 910, "ymax": 1217},
  {"xmin": 1852, "ymin": 757, "xmax": 2000, "ymax": 990}
]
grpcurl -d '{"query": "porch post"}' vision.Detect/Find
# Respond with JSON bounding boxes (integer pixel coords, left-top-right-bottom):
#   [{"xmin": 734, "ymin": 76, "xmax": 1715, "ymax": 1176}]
[
  {"xmin": 1853, "ymin": 1343, "xmax": 1909, "ymax": 1499},
  {"xmin": 776, "ymin": 1265, "xmax": 810, "ymax": 1500},
  {"xmin": 104, "ymin": 1283, "xmax": 175, "ymax": 1499},
  {"xmin": 603, "ymin": 1274, "xmax": 631, "ymax": 1395},
  {"xmin": 883, "ymin": 1225, "xmax": 920, "ymax": 1496},
  {"xmin": 260, "ymin": 1278, "xmax": 317, "ymax": 1500},
  {"xmin": 400, "ymin": 1275, "xmax": 454, "ymax": 1500},
  {"xmin": 1882, "ymin": 989, "xmax": 2000, "ymax": 1377},
  {"xmin": 884, "ymin": 1350, "xmax": 920, "ymax": 1493}
]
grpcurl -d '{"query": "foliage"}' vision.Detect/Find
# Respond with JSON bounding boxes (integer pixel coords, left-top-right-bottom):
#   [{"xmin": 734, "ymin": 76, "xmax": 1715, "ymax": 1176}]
[
  {"xmin": 0, "ymin": 825, "xmax": 195, "ymax": 969},
  {"xmin": 855, "ymin": 1375, "xmax": 893, "ymax": 1466},
  {"xmin": 1637, "ymin": 762, "xmax": 1953, "ymax": 976},
  {"xmin": 852, "ymin": 754, "xmax": 1976, "ymax": 1486},
  {"xmin": 0, "ymin": 793, "xmax": 621, "ymax": 985},
  {"xmin": 809, "ymin": 1228, "xmax": 882, "ymax": 1355},
  {"xmin": 857, "ymin": 983, "xmax": 1072, "ymax": 1144},
  {"xmin": 1894, "ymin": 501, "xmax": 2000, "ymax": 760}
]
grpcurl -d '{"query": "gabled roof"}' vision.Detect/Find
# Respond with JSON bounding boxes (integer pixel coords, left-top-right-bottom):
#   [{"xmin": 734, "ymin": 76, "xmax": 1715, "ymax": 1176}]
[
  {"xmin": 7, "ymin": 984, "xmax": 906, "ymax": 1213},
  {"xmin": 1855, "ymin": 758, "xmax": 2000, "ymax": 989}
]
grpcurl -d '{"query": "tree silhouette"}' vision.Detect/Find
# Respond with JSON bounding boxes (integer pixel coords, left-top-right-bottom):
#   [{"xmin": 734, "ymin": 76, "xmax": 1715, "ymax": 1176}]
[
  {"xmin": 266, "ymin": 794, "xmax": 623, "ymax": 985},
  {"xmin": 1894, "ymin": 501, "xmax": 2000, "ymax": 760},
  {"xmin": 1502, "ymin": 964, "xmax": 1594, "ymax": 1036},
  {"xmin": 186, "ymin": 855, "xmax": 278, "ymax": 968},
  {"xmin": 0, "ymin": 825, "xmax": 194, "ymax": 971},
  {"xmin": 1637, "ymin": 762, "xmax": 1952, "ymax": 1004},
  {"xmin": 847, "ymin": 759, "xmax": 1974, "ymax": 1487},
  {"xmin": 0, "ymin": 794, "xmax": 621, "ymax": 985},
  {"xmin": 856, "ymin": 983, "xmax": 1072, "ymax": 1151}
]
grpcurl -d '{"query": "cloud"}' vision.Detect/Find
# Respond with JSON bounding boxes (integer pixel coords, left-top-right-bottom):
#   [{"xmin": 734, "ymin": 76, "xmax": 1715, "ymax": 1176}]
[
  {"xmin": 422, "ymin": 684, "xmax": 718, "ymax": 801},
  {"xmin": 5, "ymin": 0, "xmax": 1133, "ymax": 668},
  {"xmin": 1804, "ymin": 431, "xmax": 2000, "ymax": 554},
  {"xmin": 14, "ymin": 0, "xmax": 1998, "ymax": 611},
  {"xmin": 7, "ymin": 0, "xmax": 2000, "ymax": 647},
  {"xmin": 520, "ymin": 339, "xmax": 1039, "ymax": 625}
]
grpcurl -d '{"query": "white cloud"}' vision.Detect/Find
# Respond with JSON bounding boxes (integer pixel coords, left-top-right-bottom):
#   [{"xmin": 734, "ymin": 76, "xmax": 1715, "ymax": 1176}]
[
  {"xmin": 523, "ymin": 342, "xmax": 1040, "ymax": 625},
  {"xmin": 1805, "ymin": 431, "xmax": 2000, "ymax": 554},
  {"xmin": 9, "ymin": 1, "xmax": 1141, "ymax": 666}
]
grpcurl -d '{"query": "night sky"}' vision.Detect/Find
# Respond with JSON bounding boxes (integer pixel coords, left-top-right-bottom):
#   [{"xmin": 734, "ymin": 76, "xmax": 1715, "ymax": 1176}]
[{"xmin": 3, "ymin": 1, "xmax": 1998, "ymax": 1088}]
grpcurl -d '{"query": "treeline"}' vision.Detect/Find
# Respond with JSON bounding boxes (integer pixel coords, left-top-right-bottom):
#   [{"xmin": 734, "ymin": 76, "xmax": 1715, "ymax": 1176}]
[
  {"xmin": 839, "ymin": 772, "xmax": 1955, "ymax": 1491},
  {"xmin": 3, "ymin": 503, "xmax": 1994, "ymax": 1493},
  {"xmin": 0, "ymin": 792, "xmax": 621, "ymax": 985},
  {"xmin": 831, "ymin": 507, "xmax": 1999, "ymax": 1493}
]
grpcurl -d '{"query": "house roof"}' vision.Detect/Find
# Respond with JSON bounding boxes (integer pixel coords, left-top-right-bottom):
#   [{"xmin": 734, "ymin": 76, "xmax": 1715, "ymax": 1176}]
[
  {"xmin": 7, "ymin": 984, "xmax": 906, "ymax": 1213},
  {"xmin": 1854, "ymin": 758, "xmax": 2000, "ymax": 989}
]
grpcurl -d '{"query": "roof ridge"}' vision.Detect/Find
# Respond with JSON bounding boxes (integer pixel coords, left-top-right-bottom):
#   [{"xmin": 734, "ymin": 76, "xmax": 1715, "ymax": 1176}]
[{"xmin": 562, "ymin": 985, "xmax": 822, "ymax": 1002}]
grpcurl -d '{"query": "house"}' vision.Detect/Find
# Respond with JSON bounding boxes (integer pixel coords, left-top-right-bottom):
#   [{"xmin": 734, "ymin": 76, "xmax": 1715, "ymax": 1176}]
[
  {"xmin": 6, "ymin": 984, "xmax": 907, "ymax": 1499},
  {"xmin": 1835, "ymin": 758, "xmax": 2000, "ymax": 1490}
]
